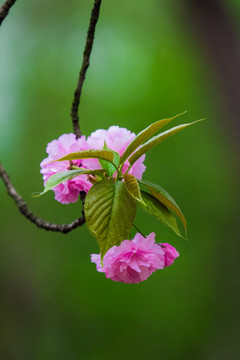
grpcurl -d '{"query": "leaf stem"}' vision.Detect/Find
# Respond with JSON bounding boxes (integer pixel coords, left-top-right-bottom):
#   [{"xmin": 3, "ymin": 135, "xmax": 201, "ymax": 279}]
[
  {"xmin": 125, "ymin": 164, "xmax": 132, "ymax": 174},
  {"xmin": 133, "ymin": 224, "xmax": 147, "ymax": 238}
]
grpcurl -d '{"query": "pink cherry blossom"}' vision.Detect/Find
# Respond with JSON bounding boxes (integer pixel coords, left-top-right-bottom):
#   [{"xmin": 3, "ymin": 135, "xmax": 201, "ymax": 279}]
[
  {"xmin": 40, "ymin": 133, "xmax": 92, "ymax": 204},
  {"xmin": 161, "ymin": 243, "xmax": 179, "ymax": 267},
  {"xmin": 91, "ymin": 232, "xmax": 166, "ymax": 284},
  {"xmin": 83, "ymin": 126, "xmax": 146, "ymax": 179}
]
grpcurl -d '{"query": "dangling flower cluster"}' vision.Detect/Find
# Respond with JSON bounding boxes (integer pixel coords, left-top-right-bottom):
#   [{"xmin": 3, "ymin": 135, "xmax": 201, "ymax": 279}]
[
  {"xmin": 91, "ymin": 233, "xmax": 179, "ymax": 284},
  {"xmin": 40, "ymin": 126, "xmax": 146, "ymax": 204}
]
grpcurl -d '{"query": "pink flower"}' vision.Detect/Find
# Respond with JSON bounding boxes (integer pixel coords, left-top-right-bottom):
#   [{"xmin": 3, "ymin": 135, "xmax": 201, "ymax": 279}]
[
  {"xmin": 83, "ymin": 126, "xmax": 146, "ymax": 179},
  {"xmin": 40, "ymin": 133, "xmax": 92, "ymax": 204},
  {"xmin": 161, "ymin": 243, "xmax": 179, "ymax": 267},
  {"xmin": 91, "ymin": 232, "xmax": 165, "ymax": 284}
]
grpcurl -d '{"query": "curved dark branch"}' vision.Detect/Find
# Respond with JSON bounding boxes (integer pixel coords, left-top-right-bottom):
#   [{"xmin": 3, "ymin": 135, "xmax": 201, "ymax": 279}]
[
  {"xmin": 0, "ymin": 0, "xmax": 16, "ymax": 26},
  {"xmin": 0, "ymin": 163, "xmax": 86, "ymax": 233},
  {"xmin": 71, "ymin": 0, "xmax": 102, "ymax": 138},
  {"xmin": 0, "ymin": 1, "xmax": 102, "ymax": 232}
]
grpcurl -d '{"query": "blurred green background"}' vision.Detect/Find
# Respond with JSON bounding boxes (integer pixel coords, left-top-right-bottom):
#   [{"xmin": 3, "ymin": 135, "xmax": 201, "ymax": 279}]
[{"xmin": 0, "ymin": 0, "xmax": 239, "ymax": 359}]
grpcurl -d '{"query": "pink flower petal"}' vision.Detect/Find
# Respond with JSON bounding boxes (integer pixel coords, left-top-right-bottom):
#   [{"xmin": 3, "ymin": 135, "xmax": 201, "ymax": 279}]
[
  {"xmin": 91, "ymin": 232, "xmax": 174, "ymax": 284},
  {"xmin": 161, "ymin": 243, "xmax": 180, "ymax": 267},
  {"xmin": 40, "ymin": 133, "xmax": 92, "ymax": 204},
  {"xmin": 84, "ymin": 126, "xmax": 146, "ymax": 180}
]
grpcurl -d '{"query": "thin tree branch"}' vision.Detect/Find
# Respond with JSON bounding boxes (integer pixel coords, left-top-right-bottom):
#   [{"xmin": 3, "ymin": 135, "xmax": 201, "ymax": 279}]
[
  {"xmin": 0, "ymin": 1, "xmax": 102, "ymax": 233},
  {"xmin": 71, "ymin": 0, "xmax": 102, "ymax": 138},
  {"xmin": 0, "ymin": 0, "xmax": 16, "ymax": 26},
  {"xmin": 0, "ymin": 163, "xmax": 86, "ymax": 233}
]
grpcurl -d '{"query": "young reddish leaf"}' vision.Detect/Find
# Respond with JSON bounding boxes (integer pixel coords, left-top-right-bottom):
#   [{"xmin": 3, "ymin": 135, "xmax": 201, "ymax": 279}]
[
  {"xmin": 33, "ymin": 169, "xmax": 106, "ymax": 197},
  {"xmin": 123, "ymin": 174, "xmax": 146, "ymax": 206},
  {"xmin": 140, "ymin": 191, "xmax": 183, "ymax": 238},
  {"xmin": 85, "ymin": 179, "xmax": 137, "ymax": 259},
  {"xmin": 120, "ymin": 112, "xmax": 186, "ymax": 165},
  {"xmin": 128, "ymin": 119, "xmax": 204, "ymax": 167},
  {"xmin": 138, "ymin": 179, "xmax": 187, "ymax": 236},
  {"xmin": 52, "ymin": 150, "xmax": 115, "ymax": 165}
]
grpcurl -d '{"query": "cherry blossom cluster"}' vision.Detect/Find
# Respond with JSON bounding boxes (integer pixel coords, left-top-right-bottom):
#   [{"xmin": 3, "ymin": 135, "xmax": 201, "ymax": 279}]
[
  {"xmin": 40, "ymin": 126, "xmax": 179, "ymax": 284},
  {"xmin": 40, "ymin": 127, "xmax": 146, "ymax": 204},
  {"xmin": 91, "ymin": 233, "xmax": 179, "ymax": 284}
]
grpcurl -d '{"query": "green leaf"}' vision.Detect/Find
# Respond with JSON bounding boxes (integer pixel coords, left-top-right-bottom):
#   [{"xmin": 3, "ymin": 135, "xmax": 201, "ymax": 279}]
[
  {"xmin": 138, "ymin": 179, "xmax": 187, "ymax": 236},
  {"xmin": 128, "ymin": 119, "xmax": 204, "ymax": 167},
  {"xmin": 52, "ymin": 150, "xmax": 115, "ymax": 165},
  {"xmin": 120, "ymin": 112, "xmax": 186, "ymax": 165},
  {"xmin": 123, "ymin": 173, "xmax": 146, "ymax": 206},
  {"xmin": 99, "ymin": 142, "xmax": 120, "ymax": 176},
  {"xmin": 140, "ymin": 191, "xmax": 183, "ymax": 238},
  {"xmin": 33, "ymin": 169, "xmax": 106, "ymax": 197},
  {"xmin": 85, "ymin": 179, "xmax": 137, "ymax": 258}
]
